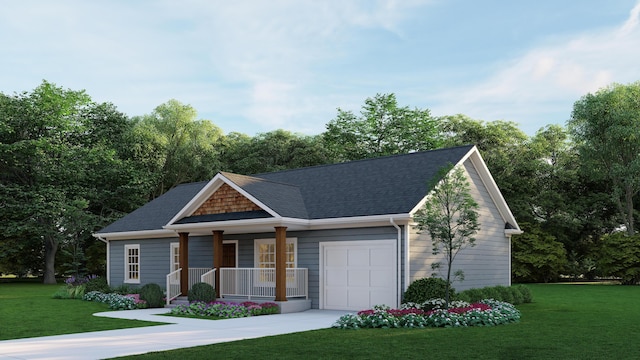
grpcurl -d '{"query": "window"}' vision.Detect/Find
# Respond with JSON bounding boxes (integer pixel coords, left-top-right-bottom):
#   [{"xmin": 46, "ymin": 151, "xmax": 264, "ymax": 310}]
[
  {"xmin": 169, "ymin": 243, "xmax": 179, "ymax": 284},
  {"xmin": 254, "ymin": 238, "xmax": 297, "ymax": 285},
  {"xmin": 124, "ymin": 244, "xmax": 140, "ymax": 284},
  {"xmin": 254, "ymin": 238, "xmax": 297, "ymax": 269}
]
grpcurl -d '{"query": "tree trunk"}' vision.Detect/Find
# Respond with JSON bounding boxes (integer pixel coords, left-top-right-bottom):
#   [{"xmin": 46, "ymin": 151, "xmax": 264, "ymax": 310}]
[{"xmin": 43, "ymin": 236, "xmax": 58, "ymax": 284}]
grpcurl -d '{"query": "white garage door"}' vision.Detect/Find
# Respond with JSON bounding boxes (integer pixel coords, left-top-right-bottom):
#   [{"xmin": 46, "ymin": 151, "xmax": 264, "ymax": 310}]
[{"xmin": 320, "ymin": 240, "xmax": 397, "ymax": 311}]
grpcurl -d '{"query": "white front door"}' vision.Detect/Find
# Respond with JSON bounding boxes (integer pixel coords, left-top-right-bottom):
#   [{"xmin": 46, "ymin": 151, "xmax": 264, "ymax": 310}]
[{"xmin": 320, "ymin": 240, "xmax": 397, "ymax": 311}]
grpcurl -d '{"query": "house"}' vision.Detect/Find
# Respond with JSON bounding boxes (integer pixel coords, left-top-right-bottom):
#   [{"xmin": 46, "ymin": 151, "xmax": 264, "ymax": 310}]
[{"xmin": 93, "ymin": 145, "xmax": 522, "ymax": 312}]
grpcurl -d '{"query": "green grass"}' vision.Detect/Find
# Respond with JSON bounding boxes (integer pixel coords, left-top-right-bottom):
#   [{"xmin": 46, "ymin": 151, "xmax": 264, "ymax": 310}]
[
  {"xmin": 0, "ymin": 282, "xmax": 166, "ymax": 340},
  {"xmin": 117, "ymin": 284, "xmax": 640, "ymax": 360}
]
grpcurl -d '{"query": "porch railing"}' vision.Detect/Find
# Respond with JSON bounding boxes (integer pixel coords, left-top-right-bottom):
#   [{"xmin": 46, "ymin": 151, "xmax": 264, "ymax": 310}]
[
  {"xmin": 166, "ymin": 267, "xmax": 214, "ymax": 305},
  {"xmin": 200, "ymin": 268, "xmax": 216, "ymax": 288},
  {"xmin": 219, "ymin": 268, "xmax": 308, "ymax": 300},
  {"xmin": 166, "ymin": 268, "xmax": 181, "ymax": 305}
]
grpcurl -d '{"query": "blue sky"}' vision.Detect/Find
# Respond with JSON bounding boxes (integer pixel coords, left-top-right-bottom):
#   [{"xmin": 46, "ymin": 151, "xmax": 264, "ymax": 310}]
[{"xmin": 2, "ymin": 0, "xmax": 639, "ymax": 136}]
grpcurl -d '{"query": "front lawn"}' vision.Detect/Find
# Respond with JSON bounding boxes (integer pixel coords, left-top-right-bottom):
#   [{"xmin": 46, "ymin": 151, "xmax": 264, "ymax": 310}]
[
  {"xmin": 116, "ymin": 284, "xmax": 640, "ymax": 360},
  {"xmin": 0, "ymin": 282, "xmax": 166, "ymax": 340}
]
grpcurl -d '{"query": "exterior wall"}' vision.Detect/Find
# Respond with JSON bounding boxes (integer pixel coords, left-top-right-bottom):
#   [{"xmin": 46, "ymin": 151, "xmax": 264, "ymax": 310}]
[
  {"xmin": 107, "ymin": 226, "xmax": 401, "ymax": 309},
  {"xmin": 409, "ymin": 159, "xmax": 511, "ymax": 292}
]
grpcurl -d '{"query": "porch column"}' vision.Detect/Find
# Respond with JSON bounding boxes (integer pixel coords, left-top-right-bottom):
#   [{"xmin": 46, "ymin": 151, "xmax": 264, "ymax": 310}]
[
  {"xmin": 179, "ymin": 232, "xmax": 189, "ymax": 295},
  {"xmin": 275, "ymin": 226, "xmax": 287, "ymax": 302},
  {"xmin": 213, "ymin": 230, "xmax": 224, "ymax": 298}
]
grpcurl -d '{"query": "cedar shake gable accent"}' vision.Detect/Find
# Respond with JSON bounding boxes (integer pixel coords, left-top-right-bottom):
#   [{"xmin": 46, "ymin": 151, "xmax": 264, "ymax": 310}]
[{"xmin": 192, "ymin": 183, "xmax": 262, "ymax": 216}]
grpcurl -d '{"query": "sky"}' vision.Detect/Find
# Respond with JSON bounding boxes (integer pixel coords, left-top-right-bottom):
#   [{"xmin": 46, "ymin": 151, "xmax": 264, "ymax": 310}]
[{"xmin": 2, "ymin": 0, "xmax": 640, "ymax": 137}]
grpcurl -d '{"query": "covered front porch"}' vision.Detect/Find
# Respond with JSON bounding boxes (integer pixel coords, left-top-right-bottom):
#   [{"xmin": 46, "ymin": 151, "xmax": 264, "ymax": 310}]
[{"xmin": 165, "ymin": 227, "xmax": 311, "ymax": 313}]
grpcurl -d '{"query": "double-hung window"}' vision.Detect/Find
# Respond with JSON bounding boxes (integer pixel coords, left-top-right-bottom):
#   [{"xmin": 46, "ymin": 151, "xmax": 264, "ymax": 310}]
[
  {"xmin": 254, "ymin": 238, "xmax": 296, "ymax": 284},
  {"xmin": 124, "ymin": 244, "xmax": 140, "ymax": 284}
]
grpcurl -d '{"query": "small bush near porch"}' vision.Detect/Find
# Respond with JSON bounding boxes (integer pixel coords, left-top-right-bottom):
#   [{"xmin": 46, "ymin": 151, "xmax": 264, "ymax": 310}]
[{"xmin": 169, "ymin": 301, "xmax": 279, "ymax": 319}]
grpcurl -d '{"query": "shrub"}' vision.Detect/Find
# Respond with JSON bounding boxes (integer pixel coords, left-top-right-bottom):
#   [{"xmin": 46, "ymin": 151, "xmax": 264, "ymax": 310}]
[
  {"xmin": 52, "ymin": 284, "xmax": 86, "ymax": 299},
  {"xmin": 514, "ymin": 285, "xmax": 533, "ymax": 303},
  {"xmin": 188, "ymin": 282, "xmax": 216, "ymax": 303},
  {"xmin": 457, "ymin": 285, "xmax": 533, "ymax": 305},
  {"xmin": 139, "ymin": 283, "xmax": 164, "ymax": 308},
  {"xmin": 111, "ymin": 284, "xmax": 137, "ymax": 295},
  {"xmin": 403, "ymin": 277, "xmax": 454, "ymax": 304},
  {"xmin": 85, "ymin": 276, "xmax": 110, "ymax": 293}
]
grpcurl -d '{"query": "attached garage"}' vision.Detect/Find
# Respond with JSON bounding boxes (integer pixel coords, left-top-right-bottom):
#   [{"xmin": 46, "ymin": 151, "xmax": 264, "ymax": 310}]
[{"xmin": 319, "ymin": 240, "xmax": 397, "ymax": 311}]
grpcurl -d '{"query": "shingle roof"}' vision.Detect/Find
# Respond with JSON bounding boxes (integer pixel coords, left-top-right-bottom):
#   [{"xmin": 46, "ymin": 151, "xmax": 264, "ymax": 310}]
[
  {"xmin": 97, "ymin": 181, "xmax": 208, "ymax": 233},
  {"xmin": 97, "ymin": 145, "xmax": 474, "ymax": 234},
  {"xmin": 253, "ymin": 145, "xmax": 473, "ymax": 219}
]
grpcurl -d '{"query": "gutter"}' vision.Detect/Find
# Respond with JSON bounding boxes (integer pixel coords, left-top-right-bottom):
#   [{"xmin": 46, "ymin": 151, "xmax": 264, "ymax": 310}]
[
  {"xmin": 96, "ymin": 236, "xmax": 110, "ymax": 286},
  {"xmin": 390, "ymin": 218, "xmax": 402, "ymax": 307}
]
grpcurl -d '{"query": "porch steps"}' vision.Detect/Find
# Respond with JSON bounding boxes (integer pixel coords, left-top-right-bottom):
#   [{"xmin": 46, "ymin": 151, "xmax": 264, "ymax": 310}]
[{"xmin": 165, "ymin": 296, "xmax": 189, "ymax": 308}]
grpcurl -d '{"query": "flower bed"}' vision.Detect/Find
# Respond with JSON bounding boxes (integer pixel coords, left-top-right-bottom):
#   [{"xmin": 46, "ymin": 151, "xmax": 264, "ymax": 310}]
[
  {"xmin": 83, "ymin": 291, "xmax": 148, "ymax": 310},
  {"xmin": 169, "ymin": 301, "xmax": 279, "ymax": 318},
  {"xmin": 332, "ymin": 299, "xmax": 520, "ymax": 329}
]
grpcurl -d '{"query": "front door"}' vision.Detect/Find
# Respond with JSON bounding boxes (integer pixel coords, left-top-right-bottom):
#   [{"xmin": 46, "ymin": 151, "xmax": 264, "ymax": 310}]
[{"xmin": 222, "ymin": 243, "xmax": 236, "ymax": 267}]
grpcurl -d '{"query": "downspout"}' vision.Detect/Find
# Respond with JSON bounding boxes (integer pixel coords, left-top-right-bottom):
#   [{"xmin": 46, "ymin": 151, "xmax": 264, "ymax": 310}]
[
  {"xmin": 96, "ymin": 236, "xmax": 110, "ymax": 286},
  {"xmin": 390, "ymin": 218, "xmax": 402, "ymax": 307}
]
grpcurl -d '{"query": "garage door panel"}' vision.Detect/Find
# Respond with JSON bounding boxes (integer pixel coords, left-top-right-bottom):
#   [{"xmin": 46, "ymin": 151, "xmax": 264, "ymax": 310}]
[
  {"xmin": 369, "ymin": 248, "xmax": 388, "ymax": 264},
  {"xmin": 325, "ymin": 269, "xmax": 347, "ymax": 286},
  {"xmin": 321, "ymin": 240, "xmax": 397, "ymax": 311},
  {"xmin": 347, "ymin": 249, "xmax": 369, "ymax": 266},
  {"xmin": 347, "ymin": 270, "xmax": 370, "ymax": 285},
  {"xmin": 325, "ymin": 287, "xmax": 348, "ymax": 308},
  {"xmin": 370, "ymin": 270, "xmax": 394, "ymax": 287},
  {"xmin": 347, "ymin": 289, "xmax": 369, "ymax": 309},
  {"xmin": 325, "ymin": 249, "xmax": 348, "ymax": 267}
]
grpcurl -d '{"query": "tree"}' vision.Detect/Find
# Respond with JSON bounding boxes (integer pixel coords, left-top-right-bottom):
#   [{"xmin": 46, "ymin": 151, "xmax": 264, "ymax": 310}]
[
  {"xmin": 323, "ymin": 93, "xmax": 441, "ymax": 161},
  {"xmin": 0, "ymin": 81, "xmax": 147, "ymax": 283},
  {"xmin": 413, "ymin": 164, "xmax": 480, "ymax": 307},
  {"xmin": 511, "ymin": 223, "xmax": 568, "ymax": 283},
  {"xmin": 132, "ymin": 100, "xmax": 225, "ymax": 199},
  {"xmin": 568, "ymin": 81, "xmax": 640, "ymax": 236},
  {"xmin": 594, "ymin": 232, "xmax": 640, "ymax": 284},
  {"xmin": 220, "ymin": 130, "xmax": 334, "ymax": 174}
]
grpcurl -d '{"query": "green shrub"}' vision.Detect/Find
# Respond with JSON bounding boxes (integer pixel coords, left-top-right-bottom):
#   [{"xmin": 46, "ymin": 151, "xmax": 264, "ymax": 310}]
[
  {"xmin": 85, "ymin": 276, "xmax": 110, "ymax": 293},
  {"xmin": 52, "ymin": 284, "xmax": 86, "ymax": 299},
  {"xmin": 111, "ymin": 284, "xmax": 137, "ymax": 295},
  {"xmin": 139, "ymin": 283, "xmax": 164, "ymax": 308},
  {"xmin": 188, "ymin": 282, "xmax": 216, "ymax": 303},
  {"xmin": 495, "ymin": 286, "xmax": 515, "ymax": 304},
  {"xmin": 403, "ymin": 277, "xmax": 454, "ymax": 304},
  {"xmin": 457, "ymin": 285, "xmax": 534, "ymax": 305},
  {"xmin": 457, "ymin": 288, "xmax": 484, "ymax": 303},
  {"xmin": 514, "ymin": 284, "xmax": 533, "ymax": 303}
]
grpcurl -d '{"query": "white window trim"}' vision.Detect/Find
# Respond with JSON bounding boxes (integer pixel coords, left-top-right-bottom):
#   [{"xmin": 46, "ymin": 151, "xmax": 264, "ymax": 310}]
[
  {"xmin": 124, "ymin": 244, "xmax": 141, "ymax": 284},
  {"xmin": 254, "ymin": 238, "xmax": 297, "ymax": 268},
  {"xmin": 170, "ymin": 242, "xmax": 179, "ymax": 272}
]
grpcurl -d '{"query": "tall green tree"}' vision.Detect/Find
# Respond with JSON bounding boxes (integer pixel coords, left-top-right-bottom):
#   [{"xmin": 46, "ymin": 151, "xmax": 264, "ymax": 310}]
[
  {"xmin": 323, "ymin": 93, "xmax": 441, "ymax": 161},
  {"xmin": 0, "ymin": 81, "xmax": 145, "ymax": 282},
  {"xmin": 568, "ymin": 81, "xmax": 640, "ymax": 236},
  {"xmin": 413, "ymin": 164, "xmax": 480, "ymax": 307},
  {"xmin": 220, "ymin": 130, "xmax": 333, "ymax": 174},
  {"xmin": 132, "ymin": 100, "xmax": 225, "ymax": 199}
]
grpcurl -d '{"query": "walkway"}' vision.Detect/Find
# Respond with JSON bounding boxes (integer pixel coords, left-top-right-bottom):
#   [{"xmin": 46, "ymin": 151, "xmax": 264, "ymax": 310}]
[{"xmin": 0, "ymin": 308, "xmax": 346, "ymax": 360}]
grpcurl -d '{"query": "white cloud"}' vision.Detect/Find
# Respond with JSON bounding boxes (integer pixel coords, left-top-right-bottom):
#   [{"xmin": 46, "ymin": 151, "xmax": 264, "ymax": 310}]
[{"xmin": 429, "ymin": 1, "xmax": 640, "ymax": 132}]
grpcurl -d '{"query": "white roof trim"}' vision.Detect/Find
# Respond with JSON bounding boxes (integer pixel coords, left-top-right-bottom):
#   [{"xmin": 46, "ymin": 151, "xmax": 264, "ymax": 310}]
[
  {"xmin": 166, "ymin": 173, "xmax": 281, "ymax": 226},
  {"xmin": 92, "ymin": 229, "xmax": 177, "ymax": 241}
]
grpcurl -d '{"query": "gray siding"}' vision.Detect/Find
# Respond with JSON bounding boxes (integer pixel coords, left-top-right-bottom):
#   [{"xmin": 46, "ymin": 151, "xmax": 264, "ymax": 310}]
[
  {"xmin": 108, "ymin": 226, "xmax": 401, "ymax": 308},
  {"xmin": 409, "ymin": 159, "xmax": 511, "ymax": 292}
]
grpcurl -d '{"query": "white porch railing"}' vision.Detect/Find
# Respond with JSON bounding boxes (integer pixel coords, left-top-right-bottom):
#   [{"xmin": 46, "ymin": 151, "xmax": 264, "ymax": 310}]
[
  {"xmin": 166, "ymin": 267, "xmax": 214, "ymax": 305},
  {"xmin": 200, "ymin": 268, "xmax": 216, "ymax": 288},
  {"xmin": 188, "ymin": 267, "xmax": 212, "ymax": 288},
  {"xmin": 219, "ymin": 268, "xmax": 308, "ymax": 300},
  {"xmin": 166, "ymin": 268, "xmax": 181, "ymax": 305}
]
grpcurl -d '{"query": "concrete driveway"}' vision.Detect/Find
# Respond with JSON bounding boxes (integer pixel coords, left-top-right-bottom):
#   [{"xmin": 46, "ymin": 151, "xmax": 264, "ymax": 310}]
[{"xmin": 0, "ymin": 308, "xmax": 346, "ymax": 360}]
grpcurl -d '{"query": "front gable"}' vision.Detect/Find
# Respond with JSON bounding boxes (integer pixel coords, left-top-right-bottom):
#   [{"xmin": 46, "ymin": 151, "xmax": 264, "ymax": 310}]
[
  {"xmin": 192, "ymin": 183, "xmax": 262, "ymax": 216},
  {"xmin": 167, "ymin": 173, "xmax": 280, "ymax": 226}
]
